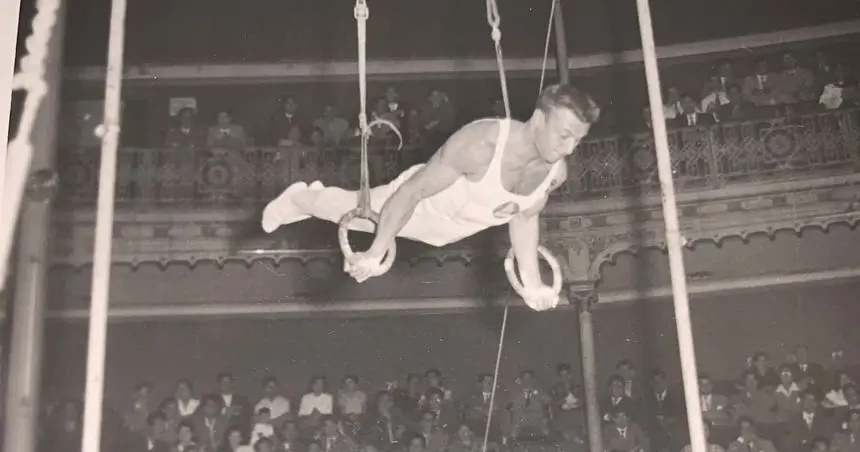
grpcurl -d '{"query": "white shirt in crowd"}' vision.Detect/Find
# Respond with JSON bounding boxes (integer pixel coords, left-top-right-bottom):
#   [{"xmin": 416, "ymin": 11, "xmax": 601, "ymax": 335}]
[
  {"xmin": 255, "ymin": 396, "xmax": 291, "ymax": 420},
  {"xmin": 700, "ymin": 91, "xmax": 730, "ymax": 114},
  {"xmin": 298, "ymin": 392, "xmax": 334, "ymax": 416},
  {"xmin": 251, "ymin": 422, "xmax": 275, "ymax": 442},
  {"xmin": 177, "ymin": 398, "xmax": 200, "ymax": 417}
]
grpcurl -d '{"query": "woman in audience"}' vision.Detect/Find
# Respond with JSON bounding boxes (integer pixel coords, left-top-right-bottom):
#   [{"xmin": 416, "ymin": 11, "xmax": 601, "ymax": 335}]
[
  {"xmin": 221, "ymin": 425, "xmax": 253, "ymax": 452},
  {"xmin": 338, "ymin": 374, "xmax": 368, "ymax": 416},
  {"xmin": 176, "ymin": 379, "xmax": 201, "ymax": 418},
  {"xmin": 448, "ymin": 424, "xmax": 482, "ymax": 452},
  {"xmin": 174, "ymin": 419, "xmax": 199, "ymax": 452},
  {"xmin": 823, "ymin": 371, "xmax": 856, "ymax": 408}
]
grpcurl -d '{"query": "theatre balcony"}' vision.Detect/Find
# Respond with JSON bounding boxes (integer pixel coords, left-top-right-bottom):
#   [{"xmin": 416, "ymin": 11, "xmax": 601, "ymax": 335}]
[{"xmin": 46, "ymin": 105, "xmax": 860, "ymax": 316}]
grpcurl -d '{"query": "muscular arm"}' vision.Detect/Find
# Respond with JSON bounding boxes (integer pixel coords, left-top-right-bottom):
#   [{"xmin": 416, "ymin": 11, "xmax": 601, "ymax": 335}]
[
  {"xmin": 366, "ymin": 122, "xmax": 494, "ymax": 257},
  {"xmin": 508, "ymin": 163, "xmax": 568, "ymax": 287}
]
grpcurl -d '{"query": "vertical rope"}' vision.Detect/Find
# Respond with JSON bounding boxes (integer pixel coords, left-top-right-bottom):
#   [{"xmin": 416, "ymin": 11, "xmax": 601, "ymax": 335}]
[
  {"xmin": 481, "ymin": 305, "xmax": 509, "ymax": 452},
  {"xmin": 354, "ymin": 0, "xmax": 371, "ymax": 214},
  {"xmin": 538, "ymin": 0, "xmax": 557, "ymax": 97},
  {"xmin": 80, "ymin": 0, "xmax": 128, "ymax": 449}
]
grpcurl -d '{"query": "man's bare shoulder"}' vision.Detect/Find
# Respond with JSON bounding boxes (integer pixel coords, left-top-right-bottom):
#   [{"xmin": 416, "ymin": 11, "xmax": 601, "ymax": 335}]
[{"xmin": 436, "ymin": 119, "xmax": 504, "ymax": 175}]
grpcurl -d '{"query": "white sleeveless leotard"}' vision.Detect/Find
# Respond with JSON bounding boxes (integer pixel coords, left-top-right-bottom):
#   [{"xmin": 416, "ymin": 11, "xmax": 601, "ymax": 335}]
[{"xmin": 391, "ymin": 118, "xmax": 562, "ymax": 247}]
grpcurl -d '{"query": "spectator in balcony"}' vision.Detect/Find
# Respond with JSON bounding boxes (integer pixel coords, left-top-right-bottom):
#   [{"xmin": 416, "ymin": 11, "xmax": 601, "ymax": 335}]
[
  {"xmin": 819, "ymin": 64, "xmax": 857, "ymax": 110},
  {"xmin": 774, "ymin": 366, "xmax": 803, "ymax": 423},
  {"xmin": 646, "ymin": 370, "xmax": 684, "ymax": 452},
  {"xmin": 130, "ymin": 411, "xmax": 171, "ymax": 452},
  {"xmin": 731, "ymin": 371, "xmax": 777, "ymax": 427},
  {"xmin": 508, "ymin": 369, "xmax": 551, "ymax": 439},
  {"xmin": 166, "ymin": 107, "xmax": 206, "ymax": 149},
  {"xmin": 773, "ymin": 52, "xmax": 816, "ymax": 104},
  {"xmin": 298, "ymin": 375, "xmax": 334, "ymax": 429},
  {"xmin": 835, "ymin": 385, "xmax": 860, "ymax": 421},
  {"xmin": 716, "ymin": 84, "xmax": 756, "ymax": 122},
  {"xmin": 681, "ymin": 421, "xmax": 724, "ymax": 452},
  {"xmin": 320, "ymin": 416, "xmax": 359, "ymax": 452},
  {"xmin": 823, "ymin": 371, "xmax": 856, "ymax": 408},
  {"xmin": 743, "ymin": 58, "xmax": 779, "ymax": 107},
  {"xmin": 489, "ymin": 98, "xmax": 506, "ymax": 118},
  {"xmin": 277, "ymin": 420, "xmax": 302, "ymax": 452},
  {"xmin": 313, "ymin": 105, "xmax": 350, "ymax": 146},
  {"xmin": 223, "ymin": 425, "xmax": 254, "ymax": 452},
  {"xmin": 370, "ymin": 97, "xmax": 403, "ymax": 144},
  {"xmin": 716, "ymin": 59, "xmax": 738, "ymax": 93},
  {"xmin": 338, "ymin": 374, "xmax": 368, "ymax": 418},
  {"xmin": 551, "ymin": 363, "xmax": 584, "ymax": 443},
  {"xmin": 194, "ymin": 395, "xmax": 229, "ymax": 452},
  {"xmin": 603, "ymin": 407, "xmax": 650, "ymax": 452},
  {"xmin": 416, "ymin": 410, "xmax": 450, "ymax": 452},
  {"xmin": 218, "ymin": 372, "xmax": 252, "ymax": 436},
  {"xmin": 418, "ymin": 90, "xmax": 456, "ymax": 151},
  {"xmin": 158, "ymin": 397, "xmax": 182, "ymax": 443},
  {"xmin": 250, "ymin": 408, "xmax": 276, "ymax": 444},
  {"xmin": 41, "ymin": 399, "xmax": 83, "ymax": 452},
  {"xmin": 790, "ymin": 345, "xmax": 825, "ymax": 395},
  {"xmin": 699, "ymin": 375, "xmax": 730, "ymax": 429},
  {"xmin": 700, "ymin": 74, "xmax": 730, "ymax": 115},
  {"xmin": 176, "ymin": 379, "xmax": 201, "ymax": 419},
  {"xmin": 255, "ymin": 438, "xmax": 276, "ymax": 452},
  {"xmin": 727, "ymin": 417, "xmax": 777, "ymax": 452},
  {"xmin": 751, "ymin": 352, "xmax": 780, "ymax": 389},
  {"xmin": 424, "ymin": 369, "xmax": 453, "ymax": 401},
  {"xmin": 662, "ymin": 86, "xmax": 682, "ymax": 120},
  {"xmin": 255, "ymin": 376, "xmax": 291, "ymax": 428},
  {"xmin": 670, "ymin": 93, "xmax": 716, "ymax": 128},
  {"xmin": 362, "ymin": 391, "xmax": 408, "ymax": 451},
  {"xmin": 266, "ymin": 96, "xmax": 307, "ymax": 146},
  {"xmin": 207, "ymin": 110, "xmax": 248, "ymax": 151},
  {"xmin": 424, "ymin": 388, "xmax": 458, "ymax": 433},
  {"xmin": 617, "ymin": 360, "xmax": 643, "ymax": 401},
  {"xmin": 461, "ymin": 373, "xmax": 508, "ymax": 441},
  {"xmin": 393, "ymin": 373, "xmax": 424, "ymax": 420},
  {"xmin": 602, "ymin": 375, "xmax": 636, "ymax": 423},
  {"xmin": 813, "ymin": 52, "xmax": 836, "ymax": 95},
  {"xmin": 831, "ymin": 410, "xmax": 860, "ymax": 452},
  {"xmin": 383, "ymin": 86, "xmax": 408, "ymax": 135},
  {"xmin": 175, "ymin": 419, "xmax": 200, "ymax": 452},
  {"xmin": 125, "ymin": 382, "xmax": 155, "ymax": 434},
  {"xmin": 778, "ymin": 391, "xmax": 834, "ymax": 452},
  {"xmin": 448, "ymin": 424, "xmax": 482, "ymax": 452}
]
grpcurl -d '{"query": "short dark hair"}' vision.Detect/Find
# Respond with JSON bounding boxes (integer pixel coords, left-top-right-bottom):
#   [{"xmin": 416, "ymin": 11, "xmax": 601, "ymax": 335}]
[
  {"xmin": 556, "ymin": 363, "xmax": 572, "ymax": 374},
  {"xmin": 262, "ymin": 376, "xmax": 278, "ymax": 386},
  {"xmin": 147, "ymin": 411, "xmax": 166, "ymax": 426},
  {"xmin": 536, "ymin": 84, "xmax": 600, "ymax": 124}
]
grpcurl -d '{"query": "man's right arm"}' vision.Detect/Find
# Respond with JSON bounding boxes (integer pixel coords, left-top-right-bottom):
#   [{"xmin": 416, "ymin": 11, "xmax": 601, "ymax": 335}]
[{"xmin": 365, "ymin": 122, "xmax": 494, "ymax": 257}]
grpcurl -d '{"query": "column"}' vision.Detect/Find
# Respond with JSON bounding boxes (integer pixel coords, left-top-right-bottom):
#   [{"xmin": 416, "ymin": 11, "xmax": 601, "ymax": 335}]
[
  {"xmin": 552, "ymin": 0, "xmax": 570, "ymax": 85},
  {"xmin": 571, "ymin": 284, "xmax": 602, "ymax": 452}
]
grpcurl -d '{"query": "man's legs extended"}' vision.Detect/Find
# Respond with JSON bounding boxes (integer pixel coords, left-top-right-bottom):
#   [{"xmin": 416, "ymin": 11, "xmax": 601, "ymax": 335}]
[{"xmin": 261, "ymin": 164, "xmax": 423, "ymax": 234}]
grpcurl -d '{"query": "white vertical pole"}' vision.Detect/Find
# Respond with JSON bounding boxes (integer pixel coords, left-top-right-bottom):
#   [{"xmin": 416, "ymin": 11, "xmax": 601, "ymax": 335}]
[
  {"xmin": 633, "ymin": 2, "xmax": 707, "ymax": 452},
  {"xmin": 80, "ymin": 0, "xmax": 127, "ymax": 448}
]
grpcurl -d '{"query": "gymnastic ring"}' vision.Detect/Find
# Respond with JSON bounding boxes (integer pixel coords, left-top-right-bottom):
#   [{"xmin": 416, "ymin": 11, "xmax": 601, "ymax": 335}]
[
  {"xmin": 503, "ymin": 245, "xmax": 563, "ymax": 301},
  {"xmin": 338, "ymin": 208, "xmax": 397, "ymax": 278}
]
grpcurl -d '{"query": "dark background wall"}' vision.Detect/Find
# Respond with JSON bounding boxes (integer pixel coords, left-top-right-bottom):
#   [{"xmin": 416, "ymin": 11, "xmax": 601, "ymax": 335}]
[{"xmin": 42, "ymin": 281, "xmax": 860, "ymax": 407}]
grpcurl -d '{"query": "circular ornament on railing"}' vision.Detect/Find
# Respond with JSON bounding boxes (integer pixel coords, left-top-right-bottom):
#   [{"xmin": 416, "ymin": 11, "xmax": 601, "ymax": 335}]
[
  {"xmin": 763, "ymin": 129, "xmax": 796, "ymax": 160},
  {"xmin": 197, "ymin": 157, "xmax": 235, "ymax": 191}
]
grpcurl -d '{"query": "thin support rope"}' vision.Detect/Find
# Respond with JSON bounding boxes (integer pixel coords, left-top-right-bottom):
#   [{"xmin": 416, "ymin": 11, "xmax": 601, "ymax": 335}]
[
  {"xmin": 537, "ymin": 0, "xmax": 557, "ymax": 96},
  {"xmin": 80, "ymin": 0, "xmax": 128, "ymax": 449},
  {"xmin": 634, "ymin": 2, "xmax": 706, "ymax": 452},
  {"xmin": 0, "ymin": 0, "xmax": 62, "ymax": 294},
  {"xmin": 481, "ymin": 304, "xmax": 509, "ymax": 452}
]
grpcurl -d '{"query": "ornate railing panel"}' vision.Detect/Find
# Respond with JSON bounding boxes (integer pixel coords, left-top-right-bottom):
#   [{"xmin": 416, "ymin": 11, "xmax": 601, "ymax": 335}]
[{"xmin": 57, "ymin": 108, "xmax": 859, "ymax": 206}]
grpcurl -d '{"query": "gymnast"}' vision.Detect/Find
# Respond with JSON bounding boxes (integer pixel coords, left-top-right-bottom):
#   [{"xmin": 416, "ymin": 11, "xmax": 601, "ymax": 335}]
[{"xmin": 262, "ymin": 84, "xmax": 600, "ymax": 311}]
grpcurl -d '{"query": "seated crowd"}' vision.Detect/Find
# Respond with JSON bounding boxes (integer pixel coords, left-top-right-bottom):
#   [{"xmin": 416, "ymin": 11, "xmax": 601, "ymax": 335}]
[
  {"xmin": 39, "ymin": 345, "xmax": 859, "ymax": 452},
  {"xmin": 162, "ymin": 49, "xmax": 858, "ymax": 158}
]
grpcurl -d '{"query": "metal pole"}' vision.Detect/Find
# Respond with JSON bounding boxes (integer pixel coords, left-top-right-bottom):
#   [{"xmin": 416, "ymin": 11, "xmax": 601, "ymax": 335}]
[
  {"xmin": 2, "ymin": 0, "xmax": 66, "ymax": 451},
  {"xmin": 551, "ymin": 0, "xmax": 569, "ymax": 85},
  {"xmin": 80, "ymin": 0, "xmax": 128, "ymax": 448},
  {"xmin": 634, "ymin": 1, "xmax": 706, "ymax": 452},
  {"xmin": 576, "ymin": 290, "xmax": 603, "ymax": 452}
]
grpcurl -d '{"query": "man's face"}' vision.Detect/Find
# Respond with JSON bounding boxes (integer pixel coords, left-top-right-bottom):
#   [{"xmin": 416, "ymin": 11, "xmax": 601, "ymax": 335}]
[
  {"xmin": 680, "ymin": 97, "xmax": 697, "ymax": 114},
  {"xmin": 324, "ymin": 420, "xmax": 339, "ymax": 437},
  {"xmin": 613, "ymin": 412, "xmax": 629, "ymax": 429},
  {"xmin": 216, "ymin": 112, "xmax": 231, "ymax": 127},
  {"xmin": 796, "ymin": 346, "xmax": 809, "ymax": 362},
  {"xmin": 719, "ymin": 62, "xmax": 732, "ymax": 78},
  {"xmin": 264, "ymin": 381, "xmax": 277, "ymax": 395},
  {"xmin": 728, "ymin": 86, "xmax": 743, "ymax": 103},
  {"xmin": 652, "ymin": 375, "xmax": 667, "ymax": 393},
  {"xmin": 458, "ymin": 425, "xmax": 474, "ymax": 442},
  {"xmin": 428, "ymin": 394, "xmax": 443, "ymax": 410},
  {"xmin": 204, "ymin": 400, "xmax": 219, "ymax": 416},
  {"xmin": 780, "ymin": 370, "xmax": 794, "ymax": 386},
  {"xmin": 385, "ymin": 87, "xmax": 398, "ymax": 103},
  {"xmin": 740, "ymin": 421, "xmax": 756, "ymax": 440},
  {"xmin": 378, "ymin": 394, "xmax": 393, "ymax": 411},
  {"xmin": 699, "ymin": 379, "xmax": 712, "ymax": 395},
  {"xmin": 480, "ymin": 377, "xmax": 493, "ymax": 393},
  {"xmin": 427, "ymin": 373, "xmax": 441, "ymax": 387},
  {"xmin": 755, "ymin": 61, "xmax": 768, "ymax": 74},
  {"xmin": 282, "ymin": 422, "xmax": 298, "ymax": 440},
  {"xmin": 783, "ymin": 54, "xmax": 798, "ymax": 70},
  {"xmin": 558, "ymin": 369, "xmax": 570, "ymax": 381},
  {"xmin": 849, "ymin": 413, "xmax": 860, "ymax": 432},
  {"xmin": 610, "ymin": 380, "xmax": 625, "ymax": 397},
  {"xmin": 322, "ymin": 105, "xmax": 333, "ymax": 117},
  {"xmin": 407, "ymin": 376, "xmax": 421, "ymax": 391},
  {"xmin": 284, "ymin": 98, "xmax": 298, "ymax": 115},
  {"xmin": 521, "ymin": 373, "xmax": 536, "ymax": 389},
  {"xmin": 420, "ymin": 413, "xmax": 434, "ymax": 432},
  {"xmin": 535, "ymin": 107, "xmax": 590, "ymax": 163},
  {"xmin": 845, "ymin": 387, "xmax": 859, "ymax": 406},
  {"xmin": 219, "ymin": 376, "xmax": 233, "ymax": 393},
  {"xmin": 802, "ymin": 393, "xmax": 818, "ymax": 412},
  {"xmin": 744, "ymin": 374, "xmax": 758, "ymax": 390},
  {"xmin": 666, "ymin": 87, "xmax": 681, "ymax": 104},
  {"xmin": 311, "ymin": 379, "xmax": 324, "ymax": 394},
  {"xmin": 619, "ymin": 364, "xmax": 635, "ymax": 380},
  {"xmin": 179, "ymin": 110, "xmax": 195, "ymax": 127}
]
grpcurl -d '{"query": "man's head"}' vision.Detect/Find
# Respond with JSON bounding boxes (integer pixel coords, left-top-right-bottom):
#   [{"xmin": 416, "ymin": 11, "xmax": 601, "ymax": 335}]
[
  {"xmin": 679, "ymin": 94, "xmax": 698, "ymax": 115},
  {"xmin": 698, "ymin": 375, "xmax": 713, "ymax": 395},
  {"xmin": 263, "ymin": 376, "xmax": 278, "ymax": 395},
  {"xmin": 384, "ymin": 86, "xmax": 399, "ymax": 103},
  {"xmin": 801, "ymin": 391, "xmax": 819, "ymax": 413},
  {"xmin": 811, "ymin": 438, "xmax": 830, "ymax": 452},
  {"xmin": 616, "ymin": 360, "xmax": 635, "ymax": 380},
  {"xmin": 779, "ymin": 365, "xmax": 795, "ymax": 386},
  {"xmin": 783, "ymin": 52, "xmax": 799, "ymax": 70},
  {"xmin": 426, "ymin": 388, "xmax": 444, "ymax": 411},
  {"xmin": 310, "ymin": 376, "xmax": 326, "ymax": 394},
  {"xmin": 178, "ymin": 108, "xmax": 196, "ymax": 127},
  {"xmin": 844, "ymin": 384, "xmax": 859, "ymax": 406},
  {"xmin": 529, "ymin": 84, "xmax": 599, "ymax": 163},
  {"xmin": 754, "ymin": 58, "xmax": 769, "ymax": 75},
  {"xmin": 520, "ymin": 370, "xmax": 536, "ymax": 389},
  {"xmin": 457, "ymin": 424, "xmax": 475, "ymax": 443},
  {"xmin": 847, "ymin": 409, "xmax": 860, "ymax": 433},
  {"xmin": 257, "ymin": 407, "xmax": 271, "ymax": 424},
  {"xmin": 425, "ymin": 369, "xmax": 443, "ymax": 388},
  {"xmin": 202, "ymin": 395, "xmax": 222, "ymax": 417},
  {"xmin": 282, "ymin": 96, "xmax": 298, "ymax": 115},
  {"xmin": 612, "ymin": 409, "xmax": 630, "ymax": 429},
  {"xmin": 742, "ymin": 370, "xmax": 759, "ymax": 391},
  {"xmin": 281, "ymin": 420, "xmax": 298, "ymax": 440},
  {"xmin": 175, "ymin": 380, "xmax": 193, "ymax": 400},
  {"xmin": 216, "ymin": 110, "xmax": 233, "ymax": 128},
  {"xmin": 419, "ymin": 410, "xmax": 437, "ymax": 432},
  {"xmin": 665, "ymin": 86, "xmax": 681, "ymax": 105},
  {"xmin": 726, "ymin": 84, "xmax": 743, "ymax": 104},
  {"xmin": 218, "ymin": 372, "xmax": 234, "ymax": 394},
  {"xmin": 478, "ymin": 373, "xmax": 493, "ymax": 392},
  {"xmin": 737, "ymin": 416, "xmax": 757, "ymax": 441},
  {"xmin": 406, "ymin": 373, "xmax": 422, "ymax": 392},
  {"xmin": 718, "ymin": 60, "xmax": 733, "ymax": 78},
  {"xmin": 795, "ymin": 345, "xmax": 809, "ymax": 363},
  {"xmin": 323, "ymin": 416, "xmax": 340, "ymax": 437},
  {"xmin": 556, "ymin": 363, "xmax": 572, "ymax": 379},
  {"xmin": 342, "ymin": 374, "xmax": 359, "ymax": 390},
  {"xmin": 136, "ymin": 382, "xmax": 152, "ymax": 399},
  {"xmin": 608, "ymin": 375, "xmax": 625, "ymax": 397}
]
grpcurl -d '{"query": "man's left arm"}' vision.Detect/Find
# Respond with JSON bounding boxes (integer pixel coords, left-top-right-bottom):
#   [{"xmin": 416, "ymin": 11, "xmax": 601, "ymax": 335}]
[{"xmin": 507, "ymin": 164, "xmax": 567, "ymax": 288}]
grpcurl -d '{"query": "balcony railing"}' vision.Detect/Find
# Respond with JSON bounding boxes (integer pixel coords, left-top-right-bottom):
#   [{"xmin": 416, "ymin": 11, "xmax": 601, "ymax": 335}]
[{"xmin": 56, "ymin": 107, "xmax": 860, "ymax": 207}]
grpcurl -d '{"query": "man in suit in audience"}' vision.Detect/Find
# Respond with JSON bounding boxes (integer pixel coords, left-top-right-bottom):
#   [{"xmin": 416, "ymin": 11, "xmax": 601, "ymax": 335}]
[
  {"xmin": 507, "ymin": 370, "xmax": 552, "ymax": 439},
  {"xmin": 207, "ymin": 110, "xmax": 248, "ymax": 151},
  {"xmin": 194, "ymin": 395, "xmax": 230, "ymax": 452},
  {"xmin": 602, "ymin": 375, "xmax": 637, "ymax": 424},
  {"xmin": 670, "ymin": 94, "xmax": 717, "ymax": 128},
  {"xmin": 461, "ymin": 373, "xmax": 508, "ymax": 441},
  {"xmin": 727, "ymin": 417, "xmax": 778, "ymax": 452},
  {"xmin": 645, "ymin": 371, "xmax": 685, "ymax": 452},
  {"xmin": 743, "ymin": 58, "xmax": 780, "ymax": 107},
  {"xmin": 128, "ymin": 411, "xmax": 171, "ymax": 452},
  {"xmin": 217, "ymin": 372, "xmax": 252, "ymax": 437},
  {"xmin": 779, "ymin": 391, "xmax": 834, "ymax": 452},
  {"xmin": 716, "ymin": 84, "xmax": 757, "ymax": 123},
  {"xmin": 603, "ymin": 407, "xmax": 650, "ymax": 452},
  {"xmin": 416, "ymin": 410, "xmax": 450, "ymax": 452},
  {"xmin": 790, "ymin": 345, "xmax": 825, "ymax": 395},
  {"xmin": 831, "ymin": 410, "xmax": 860, "ymax": 452}
]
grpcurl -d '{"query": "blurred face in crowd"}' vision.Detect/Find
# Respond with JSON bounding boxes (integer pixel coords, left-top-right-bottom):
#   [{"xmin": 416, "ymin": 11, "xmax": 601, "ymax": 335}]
[
  {"xmin": 228, "ymin": 429, "xmax": 243, "ymax": 448},
  {"xmin": 755, "ymin": 60, "xmax": 769, "ymax": 75},
  {"xmin": 783, "ymin": 53, "xmax": 799, "ymax": 70},
  {"xmin": 408, "ymin": 436, "xmax": 425, "ymax": 452},
  {"xmin": 780, "ymin": 369, "xmax": 795, "ymax": 387},
  {"xmin": 384, "ymin": 87, "xmax": 399, "ymax": 104},
  {"xmin": 609, "ymin": 379, "xmax": 625, "ymax": 397},
  {"xmin": 679, "ymin": 96, "xmax": 697, "ymax": 115},
  {"xmin": 699, "ymin": 378, "xmax": 713, "ymax": 395},
  {"xmin": 613, "ymin": 412, "xmax": 629, "ymax": 429},
  {"xmin": 727, "ymin": 85, "xmax": 744, "ymax": 104},
  {"xmin": 178, "ymin": 424, "xmax": 194, "ymax": 445},
  {"xmin": 176, "ymin": 380, "xmax": 193, "ymax": 401},
  {"xmin": 219, "ymin": 375, "xmax": 234, "ymax": 394},
  {"xmin": 264, "ymin": 379, "xmax": 277, "ymax": 396},
  {"xmin": 323, "ymin": 419, "xmax": 339, "ymax": 437},
  {"xmin": 343, "ymin": 376, "xmax": 358, "ymax": 391},
  {"xmin": 802, "ymin": 393, "xmax": 818, "ymax": 412},
  {"xmin": 739, "ymin": 419, "xmax": 756, "ymax": 441},
  {"xmin": 283, "ymin": 97, "xmax": 298, "ymax": 115},
  {"xmin": 216, "ymin": 111, "xmax": 233, "ymax": 128},
  {"xmin": 203, "ymin": 398, "xmax": 220, "ymax": 417},
  {"xmin": 479, "ymin": 375, "xmax": 493, "ymax": 393},
  {"xmin": 178, "ymin": 109, "xmax": 195, "ymax": 127},
  {"xmin": 458, "ymin": 425, "xmax": 474, "ymax": 443},
  {"xmin": 652, "ymin": 374, "xmax": 667, "ymax": 393},
  {"xmin": 847, "ymin": 412, "xmax": 860, "ymax": 432},
  {"xmin": 719, "ymin": 61, "xmax": 733, "ymax": 78},
  {"xmin": 311, "ymin": 378, "xmax": 325, "ymax": 395}
]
